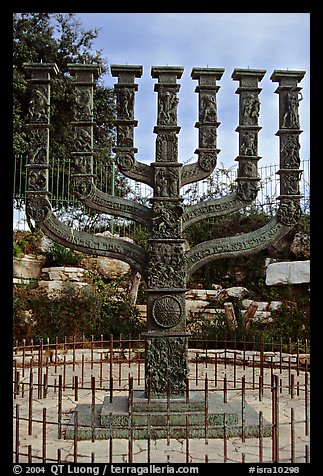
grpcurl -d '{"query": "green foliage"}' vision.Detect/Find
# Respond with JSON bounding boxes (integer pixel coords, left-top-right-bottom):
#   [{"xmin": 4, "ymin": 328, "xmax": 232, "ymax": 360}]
[
  {"xmin": 13, "ymin": 229, "xmax": 43, "ymax": 256},
  {"xmin": 13, "ymin": 271, "xmax": 145, "ymax": 342},
  {"xmin": 13, "ymin": 243, "xmax": 24, "ymax": 258},
  {"xmin": 13, "ymin": 13, "xmax": 116, "ymax": 207},
  {"xmin": 44, "ymin": 241, "xmax": 81, "ymax": 267}
]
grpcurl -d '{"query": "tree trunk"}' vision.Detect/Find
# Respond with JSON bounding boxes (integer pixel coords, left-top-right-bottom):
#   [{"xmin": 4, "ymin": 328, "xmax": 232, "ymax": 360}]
[
  {"xmin": 224, "ymin": 302, "xmax": 238, "ymax": 334},
  {"xmin": 128, "ymin": 272, "xmax": 141, "ymax": 305}
]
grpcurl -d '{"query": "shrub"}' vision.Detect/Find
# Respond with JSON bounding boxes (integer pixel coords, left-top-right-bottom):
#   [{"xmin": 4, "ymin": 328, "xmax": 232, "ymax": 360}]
[{"xmin": 44, "ymin": 241, "xmax": 81, "ymax": 267}]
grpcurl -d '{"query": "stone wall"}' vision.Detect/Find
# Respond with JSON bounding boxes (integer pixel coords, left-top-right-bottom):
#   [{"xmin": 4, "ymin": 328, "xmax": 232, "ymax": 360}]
[{"xmin": 13, "ymin": 255, "xmax": 309, "ymax": 323}]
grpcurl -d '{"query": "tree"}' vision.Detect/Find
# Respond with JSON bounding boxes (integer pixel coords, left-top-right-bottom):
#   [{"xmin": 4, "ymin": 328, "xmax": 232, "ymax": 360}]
[{"xmin": 13, "ymin": 13, "xmax": 117, "ymax": 212}]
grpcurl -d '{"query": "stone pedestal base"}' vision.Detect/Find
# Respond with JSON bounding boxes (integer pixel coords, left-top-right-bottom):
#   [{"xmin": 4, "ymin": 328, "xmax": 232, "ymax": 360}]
[{"xmin": 65, "ymin": 391, "xmax": 271, "ymax": 440}]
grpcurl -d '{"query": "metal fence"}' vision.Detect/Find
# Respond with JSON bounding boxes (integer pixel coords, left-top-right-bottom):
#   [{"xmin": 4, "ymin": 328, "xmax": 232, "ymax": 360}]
[
  {"xmin": 13, "ymin": 157, "xmax": 310, "ymax": 233},
  {"xmin": 13, "ymin": 335, "xmax": 310, "ymax": 464}
]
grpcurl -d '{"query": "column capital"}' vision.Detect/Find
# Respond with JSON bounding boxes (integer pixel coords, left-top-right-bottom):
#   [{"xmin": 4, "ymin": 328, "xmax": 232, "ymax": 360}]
[
  {"xmin": 110, "ymin": 64, "xmax": 143, "ymax": 83},
  {"xmin": 270, "ymin": 69, "xmax": 306, "ymax": 84},
  {"xmin": 23, "ymin": 62, "xmax": 59, "ymax": 80},
  {"xmin": 151, "ymin": 66, "xmax": 184, "ymax": 83}
]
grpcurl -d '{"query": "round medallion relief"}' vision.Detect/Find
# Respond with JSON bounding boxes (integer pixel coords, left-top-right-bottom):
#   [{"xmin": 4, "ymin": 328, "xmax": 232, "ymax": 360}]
[{"xmin": 152, "ymin": 295, "xmax": 182, "ymax": 328}]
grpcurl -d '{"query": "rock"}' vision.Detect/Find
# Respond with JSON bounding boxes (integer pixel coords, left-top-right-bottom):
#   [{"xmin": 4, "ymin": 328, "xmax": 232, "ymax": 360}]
[
  {"xmin": 13, "ymin": 255, "xmax": 46, "ymax": 280},
  {"xmin": 186, "ymin": 300, "xmax": 209, "ymax": 313},
  {"xmin": 81, "ymin": 256, "xmax": 130, "ymax": 279},
  {"xmin": 226, "ymin": 286, "xmax": 249, "ymax": 298},
  {"xmin": 241, "ymin": 310, "xmax": 272, "ymax": 322},
  {"xmin": 269, "ymin": 301, "xmax": 283, "ymax": 311},
  {"xmin": 41, "ymin": 266, "xmax": 87, "ymax": 282},
  {"xmin": 242, "ymin": 299, "xmax": 269, "ymax": 310},
  {"xmin": 38, "ymin": 280, "xmax": 90, "ymax": 297},
  {"xmin": 266, "ymin": 260, "xmax": 310, "ymax": 285}
]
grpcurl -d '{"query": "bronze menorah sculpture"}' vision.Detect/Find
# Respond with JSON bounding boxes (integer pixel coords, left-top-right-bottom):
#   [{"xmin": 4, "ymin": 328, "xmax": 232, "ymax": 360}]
[{"xmin": 23, "ymin": 62, "xmax": 305, "ymax": 404}]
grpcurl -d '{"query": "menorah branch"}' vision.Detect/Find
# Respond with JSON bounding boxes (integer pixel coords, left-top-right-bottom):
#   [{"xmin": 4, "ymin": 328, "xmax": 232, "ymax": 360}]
[{"xmin": 186, "ymin": 218, "xmax": 289, "ymax": 277}]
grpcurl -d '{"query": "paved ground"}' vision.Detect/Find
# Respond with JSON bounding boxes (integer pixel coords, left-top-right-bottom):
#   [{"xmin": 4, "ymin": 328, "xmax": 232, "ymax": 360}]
[{"xmin": 13, "ymin": 350, "xmax": 310, "ymax": 464}]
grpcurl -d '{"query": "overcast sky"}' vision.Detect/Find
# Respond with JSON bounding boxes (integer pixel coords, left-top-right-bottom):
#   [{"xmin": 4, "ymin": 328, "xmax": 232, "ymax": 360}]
[{"xmin": 77, "ymin": 12, "xmax": 310, "ymax": 170}]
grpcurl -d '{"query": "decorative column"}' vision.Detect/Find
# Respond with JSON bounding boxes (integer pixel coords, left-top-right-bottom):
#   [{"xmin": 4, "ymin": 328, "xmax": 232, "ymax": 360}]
[
  {"xmin": 270, "ymin": 70, "xmax": 306, "ymax": 225},
  {"xmin": 144, "ymin": 66, "xmax": 189, "ymax": 398},
  {"xmin": 68, "ymin": 64, "xmax": 101, "ymax": 200},
  {"xmin": 23, "ymin": 63, "xmax": 58, "ymax": 219},
  {"xmin": 231, "ymin": 68, "xmax": 266, "ymax": 202},
  {"xmin": 110, "ymin": 65, "xmax": 147, "ymax": 180},
  {"xmin": 191, "ymin": 67, "xmax": 224, "ymax": 174}
]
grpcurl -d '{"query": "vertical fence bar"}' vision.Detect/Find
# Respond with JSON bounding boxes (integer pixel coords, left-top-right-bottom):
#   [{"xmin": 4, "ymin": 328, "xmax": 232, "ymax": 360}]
[
  {"xmin": 166, "ymin": 379, "xmax": 170, "ymax": 446},
  {"xmin": 241, "ymin": 375, "xmax": 246, "ymax": 443},
  {"xmin": 137, "ymin": 348, "xmax": 141, "ymax": 386},
  {"xmin": 233, "ymin": 353, "xmax": 237, "ymax": 388},
  {"xmin": 252, "ymin": 355, "xmax": 255, "ymax": 389},
  {"xmin": 28, "ymin": 371, "xmax": 33, "ymax": 436},
  {"xmin": 223, "ymin": 374, "xmax": 227, "ymax": 403},
  {"xmin": 14, "ymin": 370, "xmax": 20, "ymax": 399},
  {"xmin": 214, "ymin": 353, "xmax": 218, "ymax": 387},
  {"xmin": 186, "ymin": 414, "xmax": 189, "ymax": 464},
  {"xmin": 15, "ymin": 404, "xmax": 19, "ymax": 463},
  {"xmin": 109, "ymin": 412, "xmax": 113, "ymax": 464},
  {"xmin": 38, "ymin": 340, "xmax": 43, "ymax": 399},
  {"xmin": 290, "ymin": 373, "xmax": 295, "ymax": 399},
  {"xmin": 74, "ymin": 375, "xmax": 78, "ymax": 401},
  {"xmin": 81, "ymin": 353, "xmax": 85, "ymax": 387},
  {"xmin": 186, "ymin": 377, "xmax": 189, "ymax": 404},
  {"xmin": 260, "ymin": 335, "xmax": 264, "ymax": 397},
  {"xmin": 13, "ymin": 359, "xmax": 17, "ymax": 397},
  {"xmin": 275, "ymin": 375, "xmax": 280, "ymax": 463},
  {"xmin": 205, "ymin": 375, "xmax": 209, "ymax": 445},
  {"xmin": 259, "ymin": 373, "xmax": 263, "ymax": 401},
  {"xmin": 128, "ymin": 375, "xmax": 133, "ymax": 463},
  {"xmin": 22, "ymin": 339, "xmax": 26, "ymax": 378},
  {"xmin": 91, "ymin": 376, "xmax": 96, "ymax": 443},
  {"xmin": 91, "ymin": 335, "xmax": 94, "ymax": 370},
  {"xmin": 128, "ymin": 334, "xmax": 132, "ymax": 368},
  {"xmin": 55, "ymin": 337, "xmax": 58, "ymax": 373},
  {"xmin": 42, "ymin": 407, "xmax": 47, "ymax": 463},
  {"xmin": 271, "ymin": 373, "xmax": 277, "ymax": 463},
  {"xmin": 63, "ymin": 354, "xmax": 67, "ymax": 390},
  {"xmin": 100, "ymin": 353, "xmax": 103, "ymax": 388},
  {"xmin": 195, "ymin": 352, "xmax": 198, "ymax": 386},
  {"xmin": 72, "ymin": 335, "xmax": 76, "ymax": 372},
  {"xmin": 28, "ymin": 444, "xmax": 32, "ymax": 463},
  {"xmin": 118, "ymin": 357, "xmax": 122, "ymax": 386},
  {"xmin": 109, "ymin": 334, "xmax": 113, "ymax": 383},
  {"xmin": 58, "ymin": 374, "xmax": 63, "ymax": 439}
]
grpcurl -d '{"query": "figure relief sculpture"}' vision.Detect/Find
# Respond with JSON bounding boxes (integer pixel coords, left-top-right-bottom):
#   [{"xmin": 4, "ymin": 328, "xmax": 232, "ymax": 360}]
[
  {"xmin": 241, "ymin": 92, "xmax": 260, "ymax": 125},
  {"xmin": 28, "ymin": 84, "xmax": 49, "ymax": 122},
  {"xmin": 282, "ymin": 91, "xmax": 302, "ymax": 129},
  {"xmin": 75, "ymin": 86, "xmax": 93, "ymax": 119},
  {"xmin": 24, "ymin": 62, "xmax": 305, "ymax": 401},
  {"xmin": 200, "ymin": 92, "xmax": 217, "ymax": 122}
]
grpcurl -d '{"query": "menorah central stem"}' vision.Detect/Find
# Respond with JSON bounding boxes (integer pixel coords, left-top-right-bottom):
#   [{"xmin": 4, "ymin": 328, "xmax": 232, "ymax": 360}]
[{"xmin": 142, "ymin": 66, "xmax": 189, "ymax": 397}]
